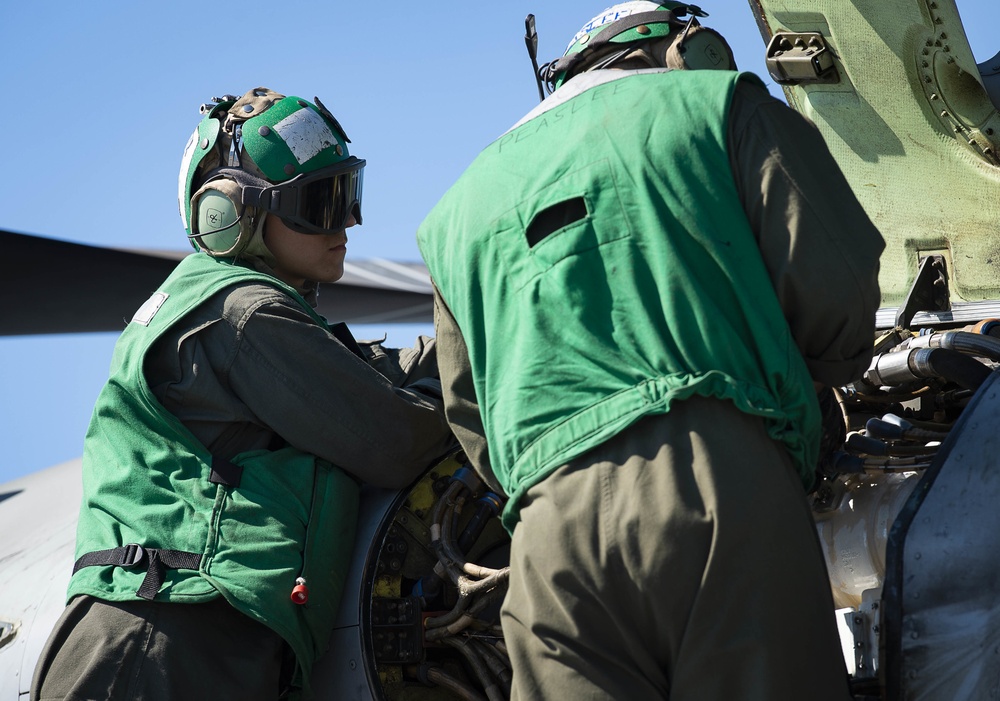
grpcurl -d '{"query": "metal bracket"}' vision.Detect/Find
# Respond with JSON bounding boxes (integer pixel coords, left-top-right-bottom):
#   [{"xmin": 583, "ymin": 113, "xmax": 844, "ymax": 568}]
[
  {"xmin": 765, "ymin": 32, "xmax": 840, "ymax": 85},
  {"xmin": 895, "ymin": 255, "xmax": 951, "ymax": 330},
  {"xmin": 371, "ymin": 597, "xmax": 425, "ymax": 663},
  {"xmin": 846, "ymin": 596, "xmax": 882, "ymax": 679}
]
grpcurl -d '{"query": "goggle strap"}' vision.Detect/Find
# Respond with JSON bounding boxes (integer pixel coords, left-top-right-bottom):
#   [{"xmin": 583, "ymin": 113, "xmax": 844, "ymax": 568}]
[{"xmin": 201, "ymin": 164, "xmax": 362, "ymax": 233}]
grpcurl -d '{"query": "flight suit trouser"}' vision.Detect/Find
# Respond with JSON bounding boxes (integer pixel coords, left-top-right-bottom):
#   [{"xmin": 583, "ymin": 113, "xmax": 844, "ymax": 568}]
[
  {"xmin": 502, "ymin": 395, "xmax": 852, "ymax": 701},
  {"xmin": 31, "ymin": 595, "xmax": 291, "ymax": 701}
]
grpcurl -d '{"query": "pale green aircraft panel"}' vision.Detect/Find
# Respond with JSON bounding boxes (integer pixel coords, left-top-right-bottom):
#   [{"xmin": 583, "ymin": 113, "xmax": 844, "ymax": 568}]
[{"xmin": 750, "ymin": 0, "xmax": 1000, "ymax": 308}]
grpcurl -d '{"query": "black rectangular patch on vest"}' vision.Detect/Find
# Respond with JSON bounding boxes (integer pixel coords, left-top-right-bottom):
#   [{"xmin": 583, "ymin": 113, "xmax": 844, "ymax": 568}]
[
  {"xmin": 526, "ymin": 196, "xmax": 588, "ymax": 248},
  {"xmin": 209, "ymin": 456, "xmax": 244, "ymax": 488}
]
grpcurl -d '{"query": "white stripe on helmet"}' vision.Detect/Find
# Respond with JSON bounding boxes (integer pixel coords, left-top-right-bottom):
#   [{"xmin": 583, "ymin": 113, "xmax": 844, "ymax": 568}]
[
  {"xmin": 567, "ymin": 1, "xmax": 666, "ymax": 51},
  {"xmin": 178, "ymin": 127, "xmax": 200, "ymax": 229}
]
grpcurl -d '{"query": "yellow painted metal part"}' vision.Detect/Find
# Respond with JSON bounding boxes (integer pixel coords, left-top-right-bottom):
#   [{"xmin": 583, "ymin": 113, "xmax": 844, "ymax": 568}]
[{"xmin": 373, "ymin": 453, "xmax": 472, "ymax": 700}]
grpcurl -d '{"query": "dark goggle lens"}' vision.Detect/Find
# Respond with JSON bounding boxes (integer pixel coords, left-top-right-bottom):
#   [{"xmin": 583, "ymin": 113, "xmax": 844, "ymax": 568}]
[{"xmin": 298, "ymin": 168, "xmax": 363, "ymax": 231}]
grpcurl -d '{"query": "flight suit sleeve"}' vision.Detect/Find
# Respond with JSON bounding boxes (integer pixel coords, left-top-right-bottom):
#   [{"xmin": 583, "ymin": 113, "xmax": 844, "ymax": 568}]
[
  {"xmin": 728, "ymin": 78, "xmax": 885, "ymax": 387},
  {"xmin": 358, "ymin": 333, "xmax": 443, "ymax": 399},
  {"xmin": 431, "ymin": 285, "xmax": 503, "ymax": 495},
  {"xmin": 225, "ymin": 291, "xmax": 456, "ymax": 489}
]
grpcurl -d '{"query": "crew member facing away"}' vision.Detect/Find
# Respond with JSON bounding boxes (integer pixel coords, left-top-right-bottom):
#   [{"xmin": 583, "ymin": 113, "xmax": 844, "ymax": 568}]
[
  {"xmin": 417, "ymin": 4, "xmax": 884, "ymax": 700},
  {"xmin": 32, "ymin": 87, "xmax": 455, "ymax": 701}
]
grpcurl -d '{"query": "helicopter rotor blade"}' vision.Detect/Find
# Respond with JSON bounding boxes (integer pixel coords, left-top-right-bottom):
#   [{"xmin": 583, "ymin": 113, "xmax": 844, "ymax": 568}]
[{"xmin": 1, "ymin": 229, "xmax": 432, "ymax": 336}]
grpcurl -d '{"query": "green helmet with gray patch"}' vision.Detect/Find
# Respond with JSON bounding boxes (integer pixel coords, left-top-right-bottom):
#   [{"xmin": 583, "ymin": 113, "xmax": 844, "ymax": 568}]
[{"xmin": 178, "ymin": 87, "xmax": 364, "ymax": 257}]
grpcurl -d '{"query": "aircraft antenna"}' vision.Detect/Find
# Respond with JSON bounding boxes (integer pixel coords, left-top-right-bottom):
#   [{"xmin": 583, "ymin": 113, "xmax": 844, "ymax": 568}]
[{"xmin": 524, "ymin": 14, "xmax": 546, "ymax": 102}]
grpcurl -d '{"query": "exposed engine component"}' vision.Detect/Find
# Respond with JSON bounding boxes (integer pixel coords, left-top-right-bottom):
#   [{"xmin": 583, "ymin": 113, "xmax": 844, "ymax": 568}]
[
  {"xmin": 811, "ymin": 314, "xmax": 1000, "ymax": 690},
  {"xmin": 357, "ymin": 315, "xmax": 1000, "ymax": 700},
  {"xmin": 363, "ymin": 453, "xmax": 512, "ymax": 700},
  {"xmin": 815, "ymin": 472, "xmax": 920, "ymax": 612}
]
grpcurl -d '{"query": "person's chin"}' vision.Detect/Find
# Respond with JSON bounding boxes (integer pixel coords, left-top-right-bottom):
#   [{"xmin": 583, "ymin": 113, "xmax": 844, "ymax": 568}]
[{"xmin": 324, "ymin": 264, "xmax": 346, "ymax": 284}]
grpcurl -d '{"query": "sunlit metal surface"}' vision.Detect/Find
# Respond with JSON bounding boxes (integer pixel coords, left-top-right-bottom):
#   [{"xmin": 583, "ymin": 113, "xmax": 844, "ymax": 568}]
[
  {"xmin": 884, "ymin": 371, "xmax": 1000, "ymax": 700},
  {"xmin": 0, "ymin": 460, "xmax": 79, "ymax": 699}
]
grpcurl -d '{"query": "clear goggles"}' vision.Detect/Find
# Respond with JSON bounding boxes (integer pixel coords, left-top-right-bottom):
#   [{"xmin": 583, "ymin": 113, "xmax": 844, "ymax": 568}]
[{"xmin": 249, "ymin": 157, "xmax": 365, "ymax": 235}]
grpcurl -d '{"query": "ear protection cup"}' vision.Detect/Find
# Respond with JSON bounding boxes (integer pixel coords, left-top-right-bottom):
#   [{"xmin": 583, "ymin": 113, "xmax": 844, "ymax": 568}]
[
  {"xmin": 189, "ymin": 177, "xmax": 254, "ymax": 256},
  {"xmin": 665, "ymin": 25, "xmax": 737, "ymax": 71}
]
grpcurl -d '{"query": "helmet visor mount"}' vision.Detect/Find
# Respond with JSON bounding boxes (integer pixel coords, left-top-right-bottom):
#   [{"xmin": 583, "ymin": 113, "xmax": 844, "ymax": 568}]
[{"xmin": 250, "ymin": 157, "xmax": 365, "ymax": 235}]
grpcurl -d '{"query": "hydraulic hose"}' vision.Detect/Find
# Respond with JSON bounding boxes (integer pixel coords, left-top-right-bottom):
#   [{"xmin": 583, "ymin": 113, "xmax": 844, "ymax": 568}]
[
  {"xmin": 419, "ymin": 665, "xmax": 488, "ymax": 701},
  {"xmin": 457, "ymin": 493, "xmax": 504, "ymax": 554},
  {"xmin": 863, "ymin": 347, "xmax": 992, "ymax": 391},
  {"xmin": 877, "ymin": 412, "xmax": 953, "ymax": 434},
  {"xmin": 906, "ymin": 330, "xmax": 1000, "ymax": 362},
  {"xmin": 845, "ymin": 432, "xmax": 940, "ymax": 457},
  {"xmin": 969, "ymin": 318, "xmax": 1000, "ymax": 337},
  {"xmin": 425, "ymin": 567, "xmax": 510, "ymax": 634},
  {"xmin": 443, "ymin": 638, "xmax": 506, "ymax": 701},
  {"xmin": 425, "ymin": 589, "xmax": 472, "ymax": 630},
  {"xmin": 865, "ymin": 415, "xmax": 949, "ymax": 442},
  {"xmin": 472, "ymin": 639, "xmax": 512, "ymax": 697}
]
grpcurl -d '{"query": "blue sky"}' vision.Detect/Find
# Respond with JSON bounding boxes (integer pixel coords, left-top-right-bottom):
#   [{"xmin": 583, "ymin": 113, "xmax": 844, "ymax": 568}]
[{"xmin": 1, "ymin": 1, "xmax": 996, "ymax": 485}]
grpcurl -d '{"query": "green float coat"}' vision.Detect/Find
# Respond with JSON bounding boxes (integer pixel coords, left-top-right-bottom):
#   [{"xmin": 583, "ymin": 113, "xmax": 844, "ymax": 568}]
[
  {"xmin": 69, "ymin": 253, "xmax": 359, "ymax": 683},
  {"xmin": 418, "ymin": 69, "xmax": 820, "ymax": 530}
]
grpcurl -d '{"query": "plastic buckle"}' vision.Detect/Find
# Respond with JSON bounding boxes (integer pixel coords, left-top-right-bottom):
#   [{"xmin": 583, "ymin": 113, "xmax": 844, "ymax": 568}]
[{"xmin": 121, "ymin": 544, "xmax": 146, "ymax": 568}]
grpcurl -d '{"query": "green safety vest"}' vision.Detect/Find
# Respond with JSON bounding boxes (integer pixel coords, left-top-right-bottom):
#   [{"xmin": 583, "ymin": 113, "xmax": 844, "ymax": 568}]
[
  {"xmin": 418, "ymin": 69, "xmax": 820, "ymax": 530},
  {"xmin": 68, "ymin": 252, "xmax": 359, "ymax": 685}
]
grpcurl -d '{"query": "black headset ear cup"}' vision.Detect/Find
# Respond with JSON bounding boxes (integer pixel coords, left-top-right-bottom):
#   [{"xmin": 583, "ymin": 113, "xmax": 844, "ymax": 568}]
[{"xmin": 665, "ymin": 25, "xmax": 737, "ymax": 71}]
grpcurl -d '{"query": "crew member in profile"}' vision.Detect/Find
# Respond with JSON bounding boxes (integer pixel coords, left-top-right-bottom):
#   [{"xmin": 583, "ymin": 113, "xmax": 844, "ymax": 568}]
[{"xmin": 32, "ymin": 87, "xmax": 454, "ymax": 701}]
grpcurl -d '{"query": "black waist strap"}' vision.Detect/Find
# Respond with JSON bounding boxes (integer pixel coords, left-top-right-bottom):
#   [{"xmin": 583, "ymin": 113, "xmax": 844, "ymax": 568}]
[{"xmin": 73, "ymin": 544, "xmax": 203, "ymax": 600}]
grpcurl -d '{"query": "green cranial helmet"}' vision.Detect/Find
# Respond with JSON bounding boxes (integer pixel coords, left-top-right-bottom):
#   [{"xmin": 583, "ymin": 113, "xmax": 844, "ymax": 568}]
[
  {"xmin": 178, "ymin": 87, "xmax": 365, "ymax": 257},
  {"xmin": 541, "ymin": 2, "xmax": 728, "ymax": 91}
]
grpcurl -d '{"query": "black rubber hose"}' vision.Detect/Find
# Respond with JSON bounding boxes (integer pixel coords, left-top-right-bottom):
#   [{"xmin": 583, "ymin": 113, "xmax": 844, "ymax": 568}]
[
  {"xmin": 911, "ymin": 331, "xmax": 1000, "ymax": 362},
  {"xmin": 457, "ymin": 493, "xmax": 503, "ymax": 555},
  {"xmin": 421, "ymin": 666, "xmax": 488, "ymax": 701},
  {"xmin": 864, "ymin": 347, "xmax": 992, "ymax": 391},
  {"xmin": 913, "ymin": 347, "xmax": 992, "ymax": 390}
]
